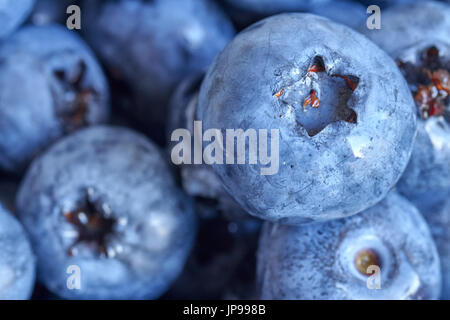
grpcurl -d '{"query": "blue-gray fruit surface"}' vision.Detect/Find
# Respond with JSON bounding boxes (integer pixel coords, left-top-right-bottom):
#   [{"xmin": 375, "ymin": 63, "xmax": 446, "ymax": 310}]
[
  {"xmin": 0, "ymin": 0, "xmax": 35, "ymax": 40},
  {"xmin": 82, "ymin": 0, "xmax": 235, "ymax": 128},
  {"xmin": 257, "ymin": 192, "xmax": 442, "ymax": 300},
  {"xmin": 421, "ymin": 196, "xmax": 450, "ymax": 300},
  {"xmin": 0, "ymin": 203, "xmax": 36, "ymax": 299},
  {"xmin": 198, "ymin": 13, "xmax": 417, "ymax": 224},
  {"xmin": 0, "ymin": 24, "xmax": 110, "ymax": 174},
  {"xmin": 362, "ymin": 2, "xmax": 450, "ymax": 211},
  {"xmin": 16, "ymin": 126, "xmax": 197, "ymax": 299}
]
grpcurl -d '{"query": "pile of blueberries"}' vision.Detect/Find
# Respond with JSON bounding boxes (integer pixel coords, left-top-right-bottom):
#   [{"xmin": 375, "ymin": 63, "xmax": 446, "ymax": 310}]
[{"xmin": 0, "ymin": 0, "xmax": 449, "ymax": 300}]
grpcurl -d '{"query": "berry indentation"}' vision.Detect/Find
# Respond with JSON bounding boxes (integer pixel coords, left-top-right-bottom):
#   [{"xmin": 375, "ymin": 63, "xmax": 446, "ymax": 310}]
[
  {"xmin": 273, "ymin": 56, "xmax": 359, "ymax": 136},
  {"xmin": 398, "ymin": 46, "xmax": 450, "ymax": 120},
  {"xmin": 64, "ymin": 188, "xmax": 116, "ymax": 257},
  {"xmin": 53, "ymin": 61, "xmax": 97, "ymax": 131}
]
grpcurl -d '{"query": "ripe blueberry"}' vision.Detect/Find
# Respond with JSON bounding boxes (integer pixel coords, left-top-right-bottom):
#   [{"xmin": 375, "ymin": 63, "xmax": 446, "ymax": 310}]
[
  {"xmin": 198, "ymin": 14, "xmax": 417, "ymax": 224},
  {"xmin": 16, "ymin": 126, "xmax": 197, "ymax": 299}
]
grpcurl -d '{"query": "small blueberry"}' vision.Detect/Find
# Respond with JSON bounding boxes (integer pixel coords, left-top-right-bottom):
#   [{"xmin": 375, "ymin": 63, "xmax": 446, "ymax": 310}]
[{"xmin": 16, "ymin": 126, "xmax": 197, "ymax": 299}]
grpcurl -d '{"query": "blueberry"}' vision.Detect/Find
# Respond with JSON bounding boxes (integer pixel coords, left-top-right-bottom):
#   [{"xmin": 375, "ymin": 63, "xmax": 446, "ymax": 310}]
[
  {"xmin": 16, "ymin": 126, "xmax": 197, "ymax": 299},
  {"xmin": 197, "ymin": 14, "xmax": 417, "ymax": 224},
  {"xmin": 357, "ymin": 0, "xmax": 430, "ymax": 9},
  {"xmin": 0, "ymin": 0, "xmax": 35, "ymax": 40},
  {"xmin": 362, "ymin": 2, "xmax": 450, "ymax": 211},
  {"xmin": 0, "ymin": 24, "xmax": 110, "ymax": 174},
  {"xmin": 257, "ymin": 191, "xmax": 441, "ymax": 299},
  {"xmin": 0, "ymin": 203, "xmax": 36, "ymax": 300},
  {"xmin": 30, "ymin": 0, "xmax": 75, "ymax": 26},
  {"xmin": 360, "ymin": 1, "xmax": 450, "ymax": 57},
  {"xmin": 308, "ymin": 1, "xmax": 366, "ymax": 29},
  {"xmin": 82, "ymin": 0, "xmax": 235, "ymax": 136},
  {"xmin": 222, "ymin": 0, "xmax": 365, "ymax": 29},
  {"xmin": 420, "ymin": 196, "xmax": 450, "ymax": 300}
]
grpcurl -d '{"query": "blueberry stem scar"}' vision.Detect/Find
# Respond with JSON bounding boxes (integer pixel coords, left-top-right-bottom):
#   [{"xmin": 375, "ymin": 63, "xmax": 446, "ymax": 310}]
[{"xmin": 64, "ymin": 188, "xmax": 116, "ymax": 257}]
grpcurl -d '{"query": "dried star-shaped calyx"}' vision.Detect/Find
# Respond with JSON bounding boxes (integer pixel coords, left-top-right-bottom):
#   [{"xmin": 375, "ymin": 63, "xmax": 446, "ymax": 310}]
[
  {"xmin": 398, "ymin": 46, "xmax": 450, "ymax": 120},
  {"xmin": 64, "ymin": 188, "xmax": 116, "ymax": 257},
  {"xmin": 273, "ymin": 56, "xmax": 359, "ymax": 136},
  {"xmin": 53, "ymin": 61, "xmax": 97, "ymax": 131}
]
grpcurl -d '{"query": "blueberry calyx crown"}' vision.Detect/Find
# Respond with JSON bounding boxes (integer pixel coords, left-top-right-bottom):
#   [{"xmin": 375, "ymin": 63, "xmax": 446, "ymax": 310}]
[
  {"xmin": 64, "ymin": 188, "xmax": 116, "ymax": 257},
  {"xmin": 273, "ymin": 56, "xmax": 358, "ymax": 137},
  {"xmin": 397, "ymin": 46, "xmax": 450, "ymax": 120},
  {"xmin": 53, "ymin": 60, "xmax": 97, "ymax": 131}
]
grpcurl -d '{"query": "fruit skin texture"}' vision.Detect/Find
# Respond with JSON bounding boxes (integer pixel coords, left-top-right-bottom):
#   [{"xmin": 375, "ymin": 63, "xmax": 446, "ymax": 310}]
[
  {"xmin": 198, "ymin": 13, "xmax": 417, "ymax": 225},
  {"xmin": 223, "ymin": 0, "xmax": 365, "ymax": 29},
  {"xmin": 0, "ymin": 203, "xmax": 36, "ymax": 300},
  {"xmin": 308, "ymin": 1, "xmax": 366, "ymax": 29},
  {"xmin": 0, "ymin": 24, "xmax": 110, "ymax": 174},
  {"xmin": 16, "ymin": 126, "xmax": 197, "ymax": 300},
  {"xmin": 29, "ymin": 0, "xmax": 74, "ymax": 26},
  {"xmin": 83, "ymin": 0, "xmax": 235, "ymax": 129},
  {"xmin": 0, "ymin": 0, "xmax": 35, "ymax": 40},
  {"xmin": 257, "ymin": 192, "xmax": 441, "ymax": 300},
  {"xmin": 357, "ymin": 0, "xmax": 430, "ymax": 9},
  {"xmin": 361, "ymin": 2, "xmax": 450, "ymax": 211},
  {"xmin": 421, "ymin": 197, "xmax": 450, "ymax": 300},
  {"xmin": 359, "ymin": 1, "xmax": 450, "ymax": 57}
]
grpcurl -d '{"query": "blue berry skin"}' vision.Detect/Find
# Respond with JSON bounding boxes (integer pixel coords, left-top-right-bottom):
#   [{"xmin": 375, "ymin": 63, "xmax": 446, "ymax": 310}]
[
  {"xmin": 360, "ymin": 1, "xmax": 450, "ymax": 57},
  {"xmin": 357, "ymin": 0, "xmax": 431, "ymax": 9},
  {"xmin": 29, "ymin": 0, "xmax": 74, "ymax": 26},
  {"xmin": 308, "ymin": 1, "xmax": 366, "ymax": 29},
  {"xmin": 0, "ymin": 0, "xmax": 35, "ymax": 40},
  {"xmin": 198, "ymin": 14, "xmax": 417, "ymax": 225},
  {"xmin": 16, "ymin": 126, "xmax": 197, "ymax": 300},
  {"xmin": 222, "ymin": 0, "xmax": 329, "ymax": 17},
  {"xmin": 0, "ymin": 203, "xmax": 36, "ymax": 300},
  {"xmin": 257, "ymin": 191, "xmax": 442, "ymax": 300},
  {"xmin": 222, "ymin": 0, "xmax": 365, "ymax": 29},
  {"xmin": 421, "ymin": 196, "xmax": 450, "ymax": 300},
  {"xmin": 361, "ymin": 2, "xmax": 450, "ymax": 212},
  {"xmin": 0, "ymin": 24, "xmax": 110, "ymax": 174},
  {"xmin": 82, "ymin": 0, "xmax": 235, "ymax": 129}
]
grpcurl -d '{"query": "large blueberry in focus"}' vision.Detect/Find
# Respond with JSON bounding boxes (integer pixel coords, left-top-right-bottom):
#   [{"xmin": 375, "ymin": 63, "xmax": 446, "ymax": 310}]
[
  {"xmin": 362, "ymin": 2, "xmax": 450, "ymax": 211},
  {"xmin": 257, "ymin": 191, "xmax": 441, "ymax": 299},
  {"xmin": 82, "ymin": 0, "xmax": 235, "ymax": 132},
  {"xmin": 421, "ymin": 196, "xmax": 450, "ymax": 300},
  {"xmin": 0, "ymin": 24, "xmax": 110, "ymax": 174},
  {"xmin": 0, "ymin": 0, "xmax": 35, "ymax": 40},
  {"xmin": 0, "ymin": 203, "xmax": 36, "ymax": 299},
  {"xmin": 198, "ymin": 14, "xmax": 417, "ymax": 224},
  {"xmin": 16, "ymin": 126, "xmax": 197, "ymax": 299}
]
